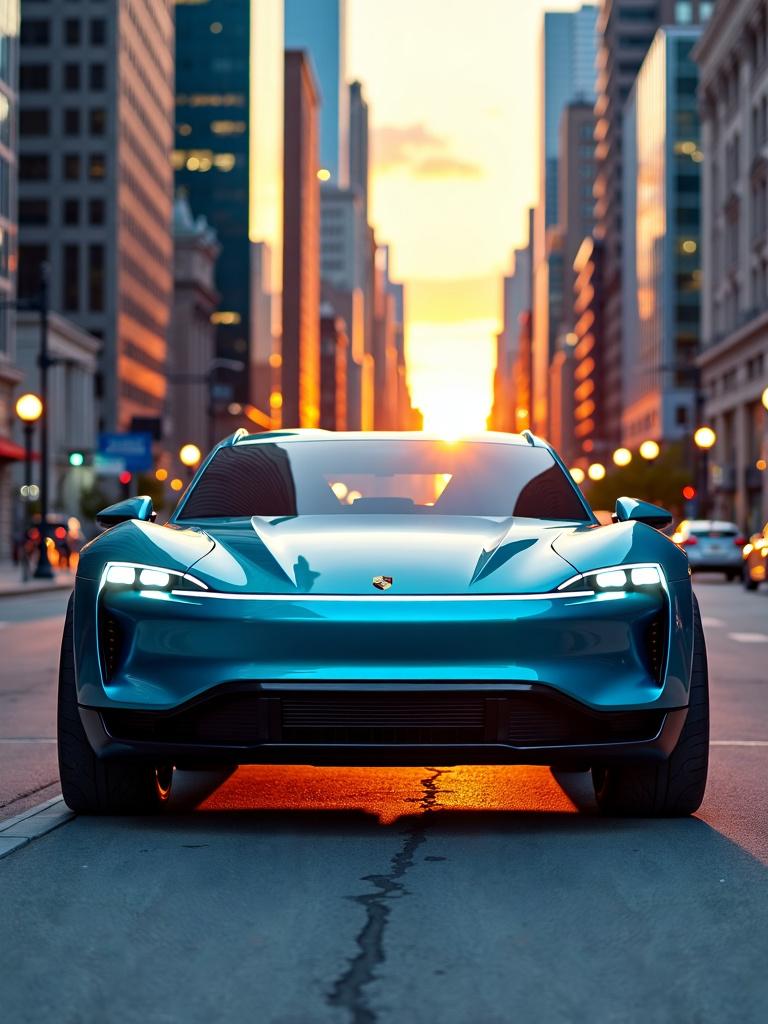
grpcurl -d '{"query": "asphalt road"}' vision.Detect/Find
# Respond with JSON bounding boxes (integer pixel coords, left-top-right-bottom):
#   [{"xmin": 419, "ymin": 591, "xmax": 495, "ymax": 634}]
[{"xmin": 1, "ymin": 579, "xmax": 768, "ymax": 1022}]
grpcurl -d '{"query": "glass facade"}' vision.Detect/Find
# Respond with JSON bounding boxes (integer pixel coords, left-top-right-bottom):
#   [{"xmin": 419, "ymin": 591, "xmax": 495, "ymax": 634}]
[
  {"xmin": 175, "ymin": 0, "xmax": 283, "ymax": 403},
  {"xmin": 622, "ymin": 28, "xmax": 702, "ymax": 447},
  {"xmin": 0, "ymin": 0, "xmax": 17, "ymax": 358}
]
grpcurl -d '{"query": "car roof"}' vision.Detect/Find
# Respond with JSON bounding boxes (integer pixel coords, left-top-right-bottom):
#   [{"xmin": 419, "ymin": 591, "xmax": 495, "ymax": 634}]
[{"xmin": 226, "ymin": 429, "xmax": 549, "ymax": 449}]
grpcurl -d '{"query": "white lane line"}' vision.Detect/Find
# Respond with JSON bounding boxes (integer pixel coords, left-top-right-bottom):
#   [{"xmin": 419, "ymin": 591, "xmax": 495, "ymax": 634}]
[
  {"xmin": 0, "ymin": 738, "xmax": 57, "ymax": 744},
  {"xmin": 711, "ymin": 740, "xmax": 768, "ymax": 747},
  {"xmin": 728, "ymin": 632, "xmax": 768, "ymax": 643},
  {"xmin": 701, "ymin": 617, "xmax": 724, "ymax": 628}
]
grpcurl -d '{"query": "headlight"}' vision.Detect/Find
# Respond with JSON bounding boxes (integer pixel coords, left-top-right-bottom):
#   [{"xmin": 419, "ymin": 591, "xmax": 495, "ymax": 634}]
[
  {"xmin": 557, "ymin": 563, "xmax": 664, "ymax": 594},
  {"xmin": 101, "ymin": 562, "xmax": 208, "ymax": 593}
]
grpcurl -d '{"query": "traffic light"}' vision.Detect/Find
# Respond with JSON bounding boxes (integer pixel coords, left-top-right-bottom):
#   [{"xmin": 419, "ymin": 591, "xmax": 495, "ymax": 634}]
[
  {"xmin": 119, "ymin": 470, "xmax": 132, "ymax": 486},
  {"xmin": 68, "ymin": 451, "xmax": 85, "ymax": 467},
  {"xmin": 682, "ymin": 485, "xmax": 697, "ymax": 501}
]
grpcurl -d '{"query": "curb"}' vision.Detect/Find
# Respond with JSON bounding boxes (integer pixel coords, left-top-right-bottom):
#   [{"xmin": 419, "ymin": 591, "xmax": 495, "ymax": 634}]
[
  {"xmin": 0, "ymin": 583, "xmax": 73, "ymax": 598},
  {"xmin": 0, "ymin": 795, "xmax": 74, "ymax": 859}
]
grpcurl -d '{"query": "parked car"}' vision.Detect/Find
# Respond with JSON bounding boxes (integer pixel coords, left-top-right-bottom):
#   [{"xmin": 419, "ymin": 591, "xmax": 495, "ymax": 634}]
[
  {"xmin": 58, "ymin": 429, "xmax": 708, "ymax": 818},
  {"xmin": 742, "ymin": 523, "xmax": 768, "ymax": 591},
  {"xmin": 673, "ymin": 519, "xmax": 746, "ymax": 580}
]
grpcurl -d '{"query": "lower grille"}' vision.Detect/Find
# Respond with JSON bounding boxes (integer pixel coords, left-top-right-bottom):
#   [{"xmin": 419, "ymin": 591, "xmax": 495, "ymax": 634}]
[
  {"xmin": 101, "ymin": 689, "xmax": 665, "ymax": 749},
  {"xmin": 644, "ymin": 612, "xmax": 668, "ymax": 682},
  {"xmin": 99, "ymin": 613, "xmax": 123, "ymax": 683}
]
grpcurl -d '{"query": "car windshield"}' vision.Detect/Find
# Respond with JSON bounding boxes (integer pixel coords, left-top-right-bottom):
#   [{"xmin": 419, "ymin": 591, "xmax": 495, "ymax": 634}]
[{"xmin": 176, "ymin": 439, "xmax": 591, "ymax": 521}]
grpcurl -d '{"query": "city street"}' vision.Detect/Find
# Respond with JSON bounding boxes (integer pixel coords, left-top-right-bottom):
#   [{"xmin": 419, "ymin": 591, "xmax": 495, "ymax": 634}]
[{"xmin": 1, "ymin": 578, "xmax": 767, "ymax": 1022}]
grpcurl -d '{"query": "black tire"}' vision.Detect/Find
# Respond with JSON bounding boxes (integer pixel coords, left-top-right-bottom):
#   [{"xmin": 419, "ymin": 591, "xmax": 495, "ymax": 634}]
[
  {"xmin": 592, "ymin": 595, "xmax": 709, "ymax": 817},
  {"xmin": 57, "ymin": 595, "xmax": 175, "ymax": 814},
  {"xmin": 726, "ymin": 570, "xmax": 738, "ymax": 582}
]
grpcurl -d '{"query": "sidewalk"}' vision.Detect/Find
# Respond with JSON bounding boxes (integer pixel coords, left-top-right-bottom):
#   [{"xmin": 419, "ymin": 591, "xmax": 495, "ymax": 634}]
[{"xmin": 0, "ymin": 562, "xmax": 74, "ymax": 598}]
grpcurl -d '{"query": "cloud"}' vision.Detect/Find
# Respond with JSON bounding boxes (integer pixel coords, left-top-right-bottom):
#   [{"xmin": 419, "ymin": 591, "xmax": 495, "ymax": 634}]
[
  {"xmin": 413, "ymin": 156, "xmax": 482, "ymax": 179},
  {"xmin": 372, "ymin": 122, "xmax": 483, "ymax": 179}
]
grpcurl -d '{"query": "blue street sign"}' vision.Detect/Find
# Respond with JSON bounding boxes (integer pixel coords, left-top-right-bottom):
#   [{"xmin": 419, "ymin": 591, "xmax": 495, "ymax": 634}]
[{"xmin": 98, "ymin": 432, "xmax": 154, "ymax": 472}]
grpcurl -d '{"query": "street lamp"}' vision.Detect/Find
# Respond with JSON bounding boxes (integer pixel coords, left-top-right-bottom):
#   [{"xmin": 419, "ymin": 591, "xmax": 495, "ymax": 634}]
[
  {"xmin": 15, "ymin": 394, "xmax": 43, "ymax": 547},
  {"xmin": 613, "ymin": 447, "xmax": 632, "ymax": 468},
  {"xmin": 179, "ymin": 443, "xmax": 202, "ymax": 479},
  {"xmin": 639, "ymin": 440, "xmax": 660, "ymax": 461},
  {"xmin": 570, "ymin": 467, "xmax": 586, "ymax": 485},
  {"xmin": 762, "ymin": 386, "xmax": 768, "ymax": 412},
  {"xmin": 694, "ymin": 425, "xmax": 717, "ymax": 518},
  {"xmin": 588, "ymin": 462, "xmax": 606, "ymax": 481}
]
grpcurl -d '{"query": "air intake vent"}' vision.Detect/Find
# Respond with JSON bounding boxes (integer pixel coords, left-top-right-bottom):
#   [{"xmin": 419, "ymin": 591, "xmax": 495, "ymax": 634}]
[
  {"xmin": 645, "ymin": 612, "xmax": 667, "ymax": 682},
  {"xmin": 99, "ymin": 612, "xmax": 123, "ymax": 682}
]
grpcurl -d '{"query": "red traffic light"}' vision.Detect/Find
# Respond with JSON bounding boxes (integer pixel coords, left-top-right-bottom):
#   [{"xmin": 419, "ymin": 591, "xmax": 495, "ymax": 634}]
[
  {"xmin": 119, "ymin": 470, "xmax": 132, "ymax": 486},
  {"xmin": 682, "ymin": 485, "xmax": 696, "ymax": 501}
]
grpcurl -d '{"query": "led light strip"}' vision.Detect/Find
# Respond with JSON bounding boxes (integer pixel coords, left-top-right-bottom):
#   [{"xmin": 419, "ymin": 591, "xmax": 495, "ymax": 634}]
[{"xmin": 168, "ymin": 590, "xmax": 597, "ymax": 602}]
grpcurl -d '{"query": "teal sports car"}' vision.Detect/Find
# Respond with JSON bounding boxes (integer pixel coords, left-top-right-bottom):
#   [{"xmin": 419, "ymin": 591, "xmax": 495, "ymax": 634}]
[{"xmin": 58, "ymin": 430, "xmax": 709, "ymax": 817}]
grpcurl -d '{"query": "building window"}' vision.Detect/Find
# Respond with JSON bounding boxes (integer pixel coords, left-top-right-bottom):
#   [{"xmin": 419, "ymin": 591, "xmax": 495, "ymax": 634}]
[
  {"xmin": 63, "ymin": 199, "xmax": 79, "ymax": 225},
  {"xmin": 63, "ymin": 245, "xmax": 80, "ymax": 311},
  {"xmin": 63, "ymin": 154, "xmax": 80, "ymax": 180},
  {"xmin": 19, "ymin": 109, "xmax": 49, "ymax": 135},
  {"xmin": 88, "ymin": 153, "xmax": 106, "ymax": 179},
  {"xmin": 20, "ymin": 64, "xmax": 50, "ymax": 90},
  {"xmin": 20, "ymin": 19, "xmax": 50, "ymax": 45},
  {"xmin": 674, "ymin": 2, "xmax": 693, "ymax": 23},
  {"xmin": 89, "ymin": 64, "xmax": 105, "ymax": 90},
  {"xmin": 700, "ymin": 1, "xmax": 715, "ymax": 18},
  {"xmin": 90, "ymin": 19, "xmax": 106, "ymax": 45},
  {"xmin": 64, "ymin": 64, "xmax": 80, "ymax": 90},
  {"xmin": 18, "ymin": 245, "xmax": 48, "ymax": 299},
  {"xmin": 63, "ymin": 108, "xmax": 80, "ymax": 135},
  {"xmin": 19, "ymin": 154, "xmax": 49, "ymax": 180},
  {"xmin": 89, "ymin": 245, "xmax": 104, "ymax": 312},
  {"xmin": 64, "ymin": 18, "xmax": 80, "ymax": 45},
  {"xmin": 88, "ymin": 198, "xmax": 105, "ymax": 225},
  {"xmin": 89, "ymin": 108, "xmax": 106, "ymax": 135},
  {"xmin": 19, "ymin": 199, "xmax": 49, "ymax": 226}
]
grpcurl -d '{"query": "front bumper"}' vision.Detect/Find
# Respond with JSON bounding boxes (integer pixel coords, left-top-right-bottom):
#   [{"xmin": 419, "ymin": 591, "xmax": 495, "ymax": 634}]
[
  {"xmin": 72, "ymin": 577, "xmax": 694, "ymax": 766},
  {"xmin": 79, "ymin": 683, "xmax": 689, "ymax": 768}
]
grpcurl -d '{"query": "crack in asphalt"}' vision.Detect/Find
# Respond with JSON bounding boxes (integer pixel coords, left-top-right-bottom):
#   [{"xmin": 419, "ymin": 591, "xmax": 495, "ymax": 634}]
[{"xmin": 327, "ymin": 768, "xmax": 451, "ymax": 1024}]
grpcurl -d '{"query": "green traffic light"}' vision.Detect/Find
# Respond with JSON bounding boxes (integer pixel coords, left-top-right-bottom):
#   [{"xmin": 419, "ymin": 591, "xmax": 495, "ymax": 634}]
[{"xmin": 69, "ymin": 452, "xmax": 85, "ymax": 467}]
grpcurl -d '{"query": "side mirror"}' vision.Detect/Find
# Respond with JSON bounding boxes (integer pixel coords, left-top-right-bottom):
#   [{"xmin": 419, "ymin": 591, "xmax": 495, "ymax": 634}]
[
  {"xmin": 96, "ymin": 495, "xmax": 155, "ymax": 530},
  {"xmin": 614, "ymin": 496, "xmax": 672, "ymax": 530}
]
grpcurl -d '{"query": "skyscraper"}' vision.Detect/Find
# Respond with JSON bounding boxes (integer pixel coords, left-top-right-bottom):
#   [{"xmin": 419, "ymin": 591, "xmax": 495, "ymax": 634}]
[
  {"xmin": 0, "ymin": 1, "xmax": 19, "ymax": 561},
  {"xmin": 282, "ymin": 50, "xmax": 320, "ymax": 428},
  {"xmin": 349, "ymin": 79, "xmax": 369, "ymax": 220},
  {"xmin": 18, "ymin": 0, "xmax": 176, "ymax": 431},
  {"xmin": 622, "ymin": 27, "xmax": 702, "ymax": 451},
  {"xmin": 531, "ymin": 4, "xmax": 597, "ymax": 437},
  {"xmin": 175, "ymin": 0, "xmax": 283, "ymax": 410},
  {"xmin": 285, "ymin": 0, "xmax": 348, "ymax": 186},
  {"xmin": 594, "ymin": 0, "xmax": 712, "ymax": 447}
]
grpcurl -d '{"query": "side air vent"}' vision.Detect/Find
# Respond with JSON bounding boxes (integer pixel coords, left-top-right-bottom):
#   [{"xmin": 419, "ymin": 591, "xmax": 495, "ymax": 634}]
[
  {"xmin": 99, "ymin": 612, "xmax": 124, "ymax": 682},
  {"xmin": 644, "ymin": 612, "xmax": 667, "ymax": 683}
]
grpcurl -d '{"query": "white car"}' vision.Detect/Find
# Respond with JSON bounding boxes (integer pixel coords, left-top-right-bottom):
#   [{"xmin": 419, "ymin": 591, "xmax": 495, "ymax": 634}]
[{"xmin": 673, "ymin": 519, "xmax": 746, "ymax": 580}]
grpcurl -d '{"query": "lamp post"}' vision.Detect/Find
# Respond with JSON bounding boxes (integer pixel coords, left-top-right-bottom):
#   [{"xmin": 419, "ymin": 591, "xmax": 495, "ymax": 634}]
[
  {"xmin": 693, "ymin": 425, "xmax": 717, "ymax": 518},
  {"xmin": 15, "ymin": 394, "xmax": 43, "ymax": 561},
  {"xmin": 179, "ymin": 443, "xmax": 202, "ymax": 480}
]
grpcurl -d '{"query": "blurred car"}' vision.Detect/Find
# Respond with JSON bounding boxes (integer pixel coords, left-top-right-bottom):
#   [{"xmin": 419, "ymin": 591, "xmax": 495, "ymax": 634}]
[
  {"xmin": 672, "ymin": 520, "xmax": 746, "ymax": 580},
  {"xmin": 742, "ymin": 523, "xmax": 768, "ymax": 591}
]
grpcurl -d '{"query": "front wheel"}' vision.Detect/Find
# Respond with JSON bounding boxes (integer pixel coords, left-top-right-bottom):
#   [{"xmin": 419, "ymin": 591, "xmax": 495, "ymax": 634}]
[
  {"xmin": 592, "ymin": 595, "xmax": 709, "ymax": 817},
  {"xmin": 57, "ymin": 595, "xmax": 176, "ymax": 814}
]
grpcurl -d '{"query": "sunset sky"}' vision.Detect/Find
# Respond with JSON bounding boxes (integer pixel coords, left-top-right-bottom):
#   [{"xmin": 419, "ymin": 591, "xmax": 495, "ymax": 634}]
[{"xmin": 348, "ymin": 0, "xmax": 585, "ymax": 432}]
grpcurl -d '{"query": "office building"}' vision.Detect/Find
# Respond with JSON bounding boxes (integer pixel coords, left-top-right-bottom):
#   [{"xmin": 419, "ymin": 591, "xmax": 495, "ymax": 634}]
[
  {"xmin": 559, "ymin": 101, "xmax": 596, "ymax": 317},
  {"xmin": 349, "ymin": 80, "xmax": 369, "ymax": 221},
  {"xmin": 168, "ymin": 196, "xmax": 219, "ymax": 463},
  {"xmin": 490, "ymin": 241, "xmax": 532, "ymax": 433},
  {"xmin": 175, "ymin": 0, "xmax": 283, "ymax": 410},
  {"xmin": 623, "ymin": 27, "xmax": 702, "ymax": 451},
  {"xmin": 0, "ymin": 1, "xmax": 19, "ymax": 560},
  {"xmin": 532, "ymin": 4, "xmax": 597, "ymax": 436},
  {"xmin": 282, "ymin": 50, "xmax": 320, "ymax": 428},
  {"xmin": 18, "ymin": 0, "xmax": 175, "ymax": 432},
  {"xmin": 319, "ymin": 303, "xmax": 347, "ymax": 430},
  {"xmin": 696, "ymin": 0, "xmax": 768, "ymax": 529},
  {"xmin": 285, "ymin": 0, "xmax": 347, "ymax": 186},
  {"xmin": 572, "ymin": 236, "xmax": 605, "ymax": 460},
  {"xmin": 594, "ymin": 0, "xmax": 713, "ymax": 447}
]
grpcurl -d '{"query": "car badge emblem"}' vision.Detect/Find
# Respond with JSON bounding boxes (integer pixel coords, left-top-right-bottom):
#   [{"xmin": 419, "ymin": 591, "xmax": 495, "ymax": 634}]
[{"xmin": 372, "ymin": 575, "xmax": 393, "ymax": 591}]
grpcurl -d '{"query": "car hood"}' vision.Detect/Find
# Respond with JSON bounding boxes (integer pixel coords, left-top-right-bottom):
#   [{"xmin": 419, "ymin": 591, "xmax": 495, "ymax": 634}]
[{"xmin": 187, "ymin": 515, "xmax": 585, "ymax": 595}]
